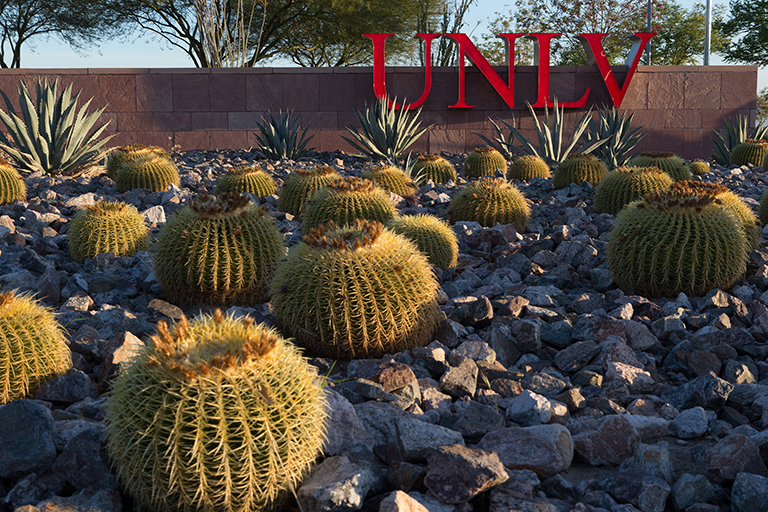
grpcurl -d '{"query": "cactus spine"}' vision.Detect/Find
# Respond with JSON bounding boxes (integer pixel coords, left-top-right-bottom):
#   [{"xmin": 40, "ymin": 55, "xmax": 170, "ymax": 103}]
[
  {"xmin": 67, "ymin": 201, "xmax": 150, "ymax": 264},
  {"xmin": 387, "ymin": 214, "xmax": 459, "ymax": 269},
  {"xmin": 104, "ymin": 310, "xmax": 327, "ymax": 512},
  {"xmin": 463, "ymin": 146, "xmax": 508, "ymax": 179},
  {"xmin": 0, "ymin": 159, "xmax": 26, "ymax": 204},
  {"xmin": 114, "ymin": 154, "xmax": 181, "ymax": 193},
  {"xmin": 361, "ymin": 165, "xmax": 418, "ymax": 197},
  {"xmin": 213, "ymin": 166, "xmax": 277, "ymax": 197},
  {"xmin": 412, "ymin": 154, "xmax": 457, "ymax": 184},
  {"xmin": 106, "ymin": 144, "xmax": 171, "ymax": 180},
  {"xmin": 553, "ymin": 153, "xmax": 607, "ymax": 189},
  {"xmin": 627, "ymin": 152, "xmax": 691, "ymax": 182},
  {"xmin": 448, "ymin": 177, "xmax": 530, "ymax": 230},
  {"xmin": 688, "ymin": 160, "xmax": 710, "ymax": 175},
  {"xmin": 278, "ymin": 166, "xmax": 341, "ymax": 217},
  {"xmin": 301, "ymin": 176, "xmax": 398, "ymax": 232},
  {"xmin": 508, "ymin": 155, "xmax": 551, "ymax": 181},
  {"xmin": 731, "ymin": 138, "xmax": 768, "ymax": 166},
  {"xmin": 593, "ymin": 166, "xmax": 673, "ymax": 215}
]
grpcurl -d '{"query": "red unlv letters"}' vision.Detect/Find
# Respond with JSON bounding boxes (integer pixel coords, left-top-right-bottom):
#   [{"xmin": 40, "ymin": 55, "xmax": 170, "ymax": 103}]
[{"xmin": 365, "ymin": 33, "xmax": 655, "ymax": 110}]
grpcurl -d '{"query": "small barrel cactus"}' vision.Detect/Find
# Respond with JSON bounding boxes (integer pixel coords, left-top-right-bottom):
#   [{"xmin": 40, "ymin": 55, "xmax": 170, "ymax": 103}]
[
  {"xmin": 104, "ymin": 310, "xmax": 327, "ymax": 512},
  {"xmin": 447, "ymin": 177, "xmax": 530, "ymax": 231},
  {"xmin": 553, "ymin": 153, "xmax": 607, "ymax": 189},
  {"xmin": 688, "ymin": 160, "xmax": 710, "ymax": 175},
  {"xmin": 270, "ymin": 220, "xmax": 440, "ymax": 359},
  {"xmin": 106, "ymin": 144, "xmax": 171, "ymax": 180},
  {"xmin": 606, "ymin": 184, "xmax": 750, "ymax": 298},
  {"xmin": 114, "ymin": 154, "xmax": 181, "ymax": 193},
  {"xmin": 67, "ymin": 201, "xmax": 150, "ymax": 264},
  {"xmin": 0, "ymin": 291, "xmax": 71, "ymax": 404},
  {"xmin": 153, "ymin": 193, "xmax": 285, "ymax": 306},
  {"xmin": 508, "ymin": 155, "xmax": 550, "ymax": 181},
  {"xmin": 593, "ymin": 166, "xmax": 673, "ymax": 215},
  {"xmin": 0, "ymin": 158, "xmax": 26, "ymax": 204},
  {"xmin": 731, "ymin": 138, "xmax": 768, "ymax": 166},
  {"xmin": 412, "ymin": 154, "xmax": 457, "ymax": 184},
  {"xmin": 301, "ymin": 176, "xmax": 398, "ymax": 232},
  {"xmin": 387, "ymin": 214, "xmax": 459, "ymax": 269},
  {"xmin": 361, "ymin": 165, "xmax": 418, "ymax": 197},
  {"xmin": 278, "ymin": 165, "xmax": 341, "ymax": 217},
  {"xmin": 463, "ymin": 146, "xmax": 508, "ymax": 179},
  {"xmin": 628, "ymin": 152, "xmax": 691, "ymax": 182},
  {"xmin": 213, "ymin": 166, "xmax": 277, "ymax": 197}
]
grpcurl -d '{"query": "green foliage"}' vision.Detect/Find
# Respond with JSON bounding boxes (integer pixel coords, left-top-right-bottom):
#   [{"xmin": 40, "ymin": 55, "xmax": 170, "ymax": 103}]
[
  {"xmin": 0, "ymin": 78, "xmax": 113, "ymax": 177},
  {"xmin": 153, "ymin": 193, "xmax": 285, "ymax": 306},
  {"xmin": 628, "ymin": 152, "xmax": 691, "ymax": 181},
  {"xmin": 0, "ymin": 291, "xmax": 70, "ymax": 404},
  {"xmin": 593, "ymin": 166, "xmax": 673, "ymax": 214},
  {"xmin": 711, "ymin": 114, "xmax": 768, "ymax": 165},
  {"xmin": 213, "ymin": 166, "xmax": 277, "ymax": 197},
  {"xmin": 584, "ymin": 105, "xmax": 645, "ymax": 170},
  {"xmin": 361, "ymin": 165, "xmax": 417, "ymax": 197},
  {"xmin": 67, "ymin": 201, "xmax": 150, "ymax": 264},
  {"xmin": 386, "ymin": 214, "xmax": 459, "ymax": 269},
  {"xmin": 760, "ymin": 188, "xmax": 768, "ymax": 226},
  {"xmin": 106, "ymin": 144, "xmax": 171, "ymax": 180},
  {"xmin": 448, "ymin": 177, "xmax": 530, "ymax": 230},
  {"xmin": 270, "ymin": 220, "xmax": 440, "ymax": 359},
  {"xmin": 718, "ymin": 0, "xmax": 768, "ymax": 66},
  {"xmin": 301, "ymin": 176, "xmax": 398, "ymax": 232},
  {"xmin": 0, "ymin": 159, "xmax": 26, "ymax": 204},
  {"xmin": 759, "ymin": 87, "xmax": 768, "ymax": 128},
  {"xmin": 114, "ymin": 154, "xmax": 181, "ymax": 193},
  {"xmin": 606, "ymin": 183, "xmax": 750, "ymax": 297},
  {"xmin": 731, "ymin": 138, "xmax": 768, "ymax": 166},
  {"xmin": 688, "ymin": 160, "xmax": 711, "ymax": 175},
  {"xmin": 463, "ymin": 146, "xmax": 508, "ymax": 178},
  {"xmin": 343, "ymin": 96, "xmax": 430, "ymax": 165},
  {"xmin": 254, "ymin": 110, "xmax": 315, "ymax": 161},
  {"xmin": 277, "ymin": 165, "xmax": 341, "ymax": 217},
  {"xmin": 411, "ymin": 154, "xmax": 457, "ymax": 185},
  {"xmin": 553, "ymin": 153, "xmax": 608, "ymax": 189},
  {"xmin": 104, "ymin": 311, "xmax": 327, "ymax": 512},
  {"xmin": 507, "ymin": 155, "xmax": 550, "ymax": 181}
]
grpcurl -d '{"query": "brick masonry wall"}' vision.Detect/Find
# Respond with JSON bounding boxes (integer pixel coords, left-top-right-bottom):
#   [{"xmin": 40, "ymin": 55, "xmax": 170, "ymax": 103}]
[{"xmin": 0, "ymin": 65, "xmax": 757, "ymax": 160}]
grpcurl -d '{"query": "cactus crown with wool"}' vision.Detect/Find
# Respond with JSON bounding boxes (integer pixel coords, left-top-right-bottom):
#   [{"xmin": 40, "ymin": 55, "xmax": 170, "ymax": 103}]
[
  {"xmin": 106, "ymin": 144, "xmax": 171, "ymax": 180},
  {"xmin": 301, "ymin": 176, "xmax": 398, "ymax": 232},
  {"xmin": 104, "ymin": 310, "xmax": 327, "ymax": 512},
  {"xmin": 730, "ymin": 138, "xmax": 768, "ymax": 166},
  {"xmin": 277, "ymin": 165, "xmax": 341, "ymax": 217},
  {"xmin": 387, "ymin": 214, "xmax": 459, "ymax": 269},
  {"xmin": 270, "ymin": 219, "xmax": 440, "ymax": 359},
  {"xmin": 412, "ymin": 153, "xmax": 457, "ymax": 184},
  {"xmin": 448, "ymin": 177, "xmax": 530, "ymax": 230},
  {"xmin": 593, "ymin": 166, "xmax": 673, "ymax": 215},
  {"xmin": 0, "ymin": 158, "xmax": 26, "ymax": 204},
  {"xmin": 463, "ymin": 146, "xmax": 508, "ymax": 178},
  {"xmin": 153, "ymin": 192, "xmax": 284, "ymax": 306},
  {"xmin": 114, "ymin": 154, "xmax": 180, "ymax": 193},
  {"xmin": 0, "ymin": 291, "xmax": 71, "ymax": 404},
  {"xmin": 628, "ymin": 152, "xmax": 691, "ymax": 182},
  {"xmin": 688, "ymin": 160, "xmax": 710, "ymax": 175},
  {"xmin": 607, "ymin": 184, "xmax": 750, "ymax": 298},
  {"xmin": 213, "ymin": 166, "xmax": 277, "ymax": 197},
  {"xmin": 361, "ymin": 165, "xmax": 418, "ymax": 197},
  {"xmin": 553, "ymin": 153, "xmax": 607, "ymax": 189},
  {"xmin": 508, "ymin": 155, "xmax": 551, "ymax": 181},
  {"xmin": 67, "ymin": 201, "xmax": 150, "ymax": 264}
]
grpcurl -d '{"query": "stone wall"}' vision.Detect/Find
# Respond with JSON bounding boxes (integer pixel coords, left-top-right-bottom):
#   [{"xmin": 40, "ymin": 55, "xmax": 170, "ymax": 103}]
[{"xmin": 0, "ymin": 65, "xmax": 757, "ymax": 159}]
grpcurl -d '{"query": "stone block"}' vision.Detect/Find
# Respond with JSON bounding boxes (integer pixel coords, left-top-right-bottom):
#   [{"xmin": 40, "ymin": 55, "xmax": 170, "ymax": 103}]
[
  {"xmin": 154, "ymin": 112, "xmax": 191, "ymax": 131},
  {"xmin": 98, "ymin": 74, "xmax": 136, "ymax": 112},
  {"xmin": 299, "ymin": 111, "xmax": 338, "ymax": 130},
  {"xmin": 645, "ymin": 129, "xmax": 683, "ymax": 154},
  {"xmin": 190, "ymin": 112, "xmax": 228, "ymax": 130},
  {"xmin": 209, "ymin": 74, "xmax": 246, "ymax": 111},
  {"xmin": 172, "ymin": 74, "xmax": 210, "ymax": 111},
  {"xmin": 318, "ymin": 74, "xmax": 356, "ymax": 111},
  {"xmin": 283, "ymin": 73, "xmax": 320, "ymax": 111},
  {"xmin": 66, "ymin": 76, "xmax": 101, "ymax": 106},
  {"xmin": 684, "ymin": 72, "xmax": 720, "ymax": 110},
  {"xmin": 104, "ymin": 131, "xmax": 137, "ymax": 146},
  {"xmin": 550, "ymin": 70, "xmax": 579, "ymax": 107},
  {"xmin": 173, "ymin": 130, "xmax": 211, "ymax": 151},
  {"xmin": 722, "ymin": 71, "xmax": 758, "ymax": 109},
  {"xmin": 429, "ymin": 130, "xmax": 465, "ymax": 153},
  {"xmin": 648, "ymin": 73, "xmax": 685, "ymax": 110},
  {"xmin": 665, "ymin": 109, "xmax": 701, "ymax": 129},
  {"xmin": 116, "ymin": 113, "xmax": 155, "ymax": 132},
  {"xmin": 210, "ymin": 130, "xmax": 248, "ymax": 150},
  {"xmin": 429, "ymin": 70, "xmax": 462, "ymax": 110},
  {"xmin": 355, "ymin": 73, "xmax": 377, "ymax": 111},
  {"xmin": 318, "ymin": 130, "xmax": 356, "ymax": 153},
  {"xmin": 620, "ymin": 72, "xmax": 648, "ymax": 110},
  {"xmin": 136, "ymin": 74, "xmax": 173, "ymax": 112},
  {"xmin": 683, "ymin": 129, "xmax": 713, "ymax": 160},
  {"xmin": 246, "ymin": 74, "xmax": 282, "ymax": 112},
  {"xmin": 227, "ymin": 112, "xmax": 259, "ymax": 130},
  {"xmin": 134, "ymin": 131, "xmax": 173, "ymax": 149}
]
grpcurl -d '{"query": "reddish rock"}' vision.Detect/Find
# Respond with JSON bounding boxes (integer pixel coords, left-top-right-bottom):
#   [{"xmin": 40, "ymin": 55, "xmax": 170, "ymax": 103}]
[
  {"xmin": 424, "ymin": 444, "xmax": 508, "ymax": 504},
  {"xmin": 478, "ymin": 425, "xmax": 572, "ymax": 477},
  {"xmin": 572, "ymin": 415, "xmax": 641, "ymax": 466},
  {"xmin": 705, "ymin": 434, "xmax": 767, "ymax": 483},
  {"xmin": 379, "ymin": 491, "xmax": 429, "ymax": 512}
]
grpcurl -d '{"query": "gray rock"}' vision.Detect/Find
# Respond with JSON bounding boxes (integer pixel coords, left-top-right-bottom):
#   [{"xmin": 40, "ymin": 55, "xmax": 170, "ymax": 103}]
[
  {"xmin": 424, "ymin": 444, "xmax": 509, "ymax": 504},
  {"xmin": 0, "ymin": 400, "xmax": 57, "ymax": 479},
  {"xmin": 354, "ymin": 401, "xmax": 405, "ymax": 446},
  {"xmin": 141, "ymin": 204, "xmax": 166, "ymax": 224},
  {"xmin": 572, "ymin": 415, "xmax": 641, "ymax": 466},
  {"xmin": 450, "ymin": 340, "xmax": 495, "ymax": 365},
  {"xmin": 478, "ymin": 425, "xmax": 572, "ymax": 478},
  {"xmin": 50, "ymin": 428, "xmax": 116, "ymax": 490},
  {"xmin": 506, "ymin": 390, "xmax": 551, "ymax": 426},
  {"xmin": 440, "ymin": 358, "xmax": 477, "ymax": 399},
  {"xmin": 553, "ymin": 340, "xmax": 600, "ymax": 372},
  {"xmin": 451, "ymin": 401, "xmax": 505, "ymax": 441},
  {"xmin": 35, "ymin": 368, "xmax": 98, "ymax": 404},
  {"xmin": 604, "ymin": 473, "xmax": 671, "ymax": 512},
  {"xmin": 619, "ymin": 443, "xmax": 674, "ymax": 483},
  {"xmin": 396, "ymin": 415, "xmax": 465, "ymax": 462},
  {"xmin": 3, "ymin": 473, "xmax": 51, "ymax": 509},
  {"xmin": 670, "ymin": 406, "xmax": 708, "ymax": 439},
  {"xmin": 298, "ymin": 455, "xmax": 380, "ymax": 512},
  {"xmin": 322, "ymin": 389, "xmax": 375, "ymax": 456},
  {"xmin": 670, "ymin": 473, "xmax": 714, "ymax": 511},
  {"xmin": 511, "ymin": 319, "xmax": 541, "ymax": 353},
  {"xmin": 379, "ymin": 491, "xmax": 430, "ymax": 512},
  {"xmin": 732, "ymin": 472, "xmax": 768, "ymax": 512},
  {"xmin": 705, "ymin": 434, "xmax": 767, "ymax": 483},
  {"xmin": 522, "ymin": 372, "xmax": 568, "ymax": 397},
  {"xmin": 0, "ymin": 269, "xmax": 36, "ymax": 292}
]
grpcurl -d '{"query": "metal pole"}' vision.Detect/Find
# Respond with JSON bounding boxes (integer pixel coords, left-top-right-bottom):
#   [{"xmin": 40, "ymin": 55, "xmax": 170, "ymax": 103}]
[
  {"xmin": 646, "ymin": 0, "xmax": 652, "ymax": 65},
  {"xmin": 704, "ymin": 0, "xmax": 712, "ymax": 65}
]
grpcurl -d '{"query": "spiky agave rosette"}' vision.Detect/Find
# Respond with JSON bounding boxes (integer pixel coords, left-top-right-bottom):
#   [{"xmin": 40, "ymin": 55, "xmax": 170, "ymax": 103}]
[
  {"xmin": 628, "ymin": 152, "xmax": 691, "ymax": 182},
  {"xmin": 277, "ymin": 165, "xmax": 341, "ymax": 217},
  {"xmin": 0, "ymin": 291, "xmax": 70, "ymax": 404},
  {"xmin": 593, "ymin": 166, "xmax": 673, "ymax": 215},
  {"xmin": 213, "ymin": 166, "xmax": 277, "ymax": 197},
  {"xmin": 447, "ymin": 177, "xmax": 530, "ymax": 230},
  {"xmin": 270, "ymin": 220, "xmax": 440, "ymax": 359},
  {"xmin": 552, "ymin": 153, "xmax": 607, "ymax": 189},
  {"xmin": 386, "ymin": 214, "xmax": 459, "ymax": 269},
  {"xmin": 0, "ymin": 158, "xmax": 26, "ymax": 204},
  {"xmin": 507, "ymin": 155, "xmax": 550, "ymax": 181},
  {"xmin": 731, "ymin": 138, "xmax": 768, "ymax": 166},
  {"xmin": 114, "ymin": 154, "xmax": 180, "ymax": 193},
  {"xmin": 361, "ymin": 165, "xmax": 417, "ymax": 197},
  {"xmin": 412, "ymin": 154, "xmax": 457, "ymax": 185},
  {"xmin": 301, "ymin": 176, "xmax": 398, "ymax": 232},
  {"xmin": 104, "ymin": 310, "xmax": 327, "ymax": 512},
  {"xmin": 463, "ymin": 146, "xmax": 508, "ymax": 179},
  {"xmin": 153, "ymin": 193, "xmax": 284, "ymax": 306},
  {"xmin": 606, "ymin": 184, "xmax": 750, "ymax": 298},
  {"xmin": 106, "ymin": 144, "xmax": 171, "ymax": 180},
  {"xmin": 67, "ymin": 201, "xmax": 150, "ymax": 264}
]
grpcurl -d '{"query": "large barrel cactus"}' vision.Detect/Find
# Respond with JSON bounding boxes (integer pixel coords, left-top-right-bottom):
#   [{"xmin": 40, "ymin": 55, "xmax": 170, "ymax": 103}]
[
  {"xmin": 67, "ymin": 201, "xmax": 150, "ymax": 264},
  {"xmin": 153, "ymin": 193, "xmax": 284, "ymax": 306},
  {"xmin": 277, "ymin": 165, "xmax": 341, "ymax": 217},
  {"xmin": 412, "ymin": 154, "xmax": 457, "ymax": 184},
  {"xmin": 361, "ymin": 165, "xmax": 418, "ymax": 197},
  {"xmin": 448, "ymin": 177, "xmax": 530, "ymax": 230},
  {"xmin": 607, "ymin": 184, "xmax": 750, "ymax": 298},
  {"xmin": 114, "ymin": 154, "xmax": 181, "ymax": 193},
  {"xmin": 593, "ymin": 166, "xmax": 673, "ymax": 215},
  {"xmin": 301, "ymin": 176, "xmax": 397, "ymax": 232},
  {"xmin": 628, "ymin": 152, "xmax": 691, "ymax": 182},
  {"xmin": 731, "ymin": 138, "xmax": 768, "ymax": 166},
  {"xmin": 463, "ymin": 146, "xmax": 508, "ymax": 179},
  {"xmin": 270, "ymin": 220, "xmax": 440, "ymax": 359},
  {"xmin": 106, "ymin": 144, "xmax": 171, "ymax": 180},
  {"xmin": 508, "ymin": 155, "xmax": 550, "ymax": 181},
  {"xmin": 553, "ymin": 153, "xmax": 607, "ymax": 189},
  {"xmin": 213, "ymin": 166, "xmax": 277, "ymax": 197},
  {"xmin": 104, "ymin": 310, "xmax": 327, "ymax": 512},
  {"xmin": 0, "ymin": 158, "xmax": 26, "ymax": 204},
  {"xmin": 0, "ymin": 291, "xmax": 71, "ymax": 404},
  {"xmin": 387, "ymin": 214, "xmax": 459, "ymax": 269}
]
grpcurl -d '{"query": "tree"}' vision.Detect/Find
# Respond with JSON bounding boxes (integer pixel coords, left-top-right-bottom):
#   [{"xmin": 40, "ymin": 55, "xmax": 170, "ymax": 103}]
[
  {"xmin": 758, "ymin": 87, "xmax": 768, "ymax": 127},
  {"xmin": 718, "ymin": 0, "xmax": 768, "ymax": 65}
]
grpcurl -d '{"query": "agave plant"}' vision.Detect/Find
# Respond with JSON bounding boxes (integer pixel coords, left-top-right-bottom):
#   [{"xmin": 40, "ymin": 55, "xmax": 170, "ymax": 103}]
[
  {"xmin": 254, "ymin": 110, "xmax": 315, "ymax": 160},
  {"xmin": 476, "ymin": 99, "xmax": 606, "ymax": 166},
  {"xmin": 343, "ymin": 96, "xmax": 430, "ymax": 166},
  {"xmin": 711, "ymin": 114, "xmax": 768, "ymax": 165},
  {"xmin": 0, "ymin": 78, "xmax": 113, "ymax": 177},
  {"xmin": 584, "ymin": 105, "xmax": 645, "ymax": 170}
]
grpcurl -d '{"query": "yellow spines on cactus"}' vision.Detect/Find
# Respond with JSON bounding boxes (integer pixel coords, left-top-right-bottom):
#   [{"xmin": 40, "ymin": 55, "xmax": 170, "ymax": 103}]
[
  {"xmin": 448, "ymin": 177, "xmax": 530, "ymax": 230},
  {"xmin": 153, "ymin": 193, "xmax": 285, "ymax": 306},
  {"xmin": 688, "ymin": 160, "xmax": 710, "ymax": 175},
  {"xmin": 361, "ymin": 165, "xmax": 418, "ymax": 197},
  {"xmin": 301, "ymin": 176, "xmax": 398, "ymax": 232},
  {"xmin": 67, "ymin": 201, "xmax": 150, "ymax": 264},
  {"xmin": 106, "ymin": 144, "xmax": 171, "ymax": 180},
  {"xmin": 213, "ymin": 165, "xmax": 277, "ymax": 197},
  {"xmin": 277, "ymin": 165, "xmax": 341, "ymax": 217},
  {"xmin": 0, "ymin": 291, "xmax": 70, "ymax": 404},
  {"xmin": 463, "ymin": 146, "xmax": 508, "ymax": 178},
  {"xmin": 114, "ymin": 154, "xmax": 180, "ymax": 193},
  {"xmin": 606, "ymin": 184, "xmax": 750, "ymax": 298},
  {"xmin": 553, "ymin": 153, "xmax": 607, "ymax": 189},
  {"xmin": 0, "ymin": 158, "xmax": 25, "ymax": 204},
  {"xmin": 412, "ymin": 154, "xmax": 457, "ymax": 184},
  {"xmin": 593, "ymin": 166, "xmax": 673, "ymax": 215},
  {"xmin": 104, "ymin": 310, "xmax": 327, "ymax": 512},
  {"xmin": 508, "ymin": 155, "xmax": 551, "ymax": 181},
  {"xmin": 387, "ymin": 214, "xmax": 459, "ymax": 269},
  {"xmin": 628, "ymin": 152, "xmax": 691, "ymax": 181},
  {"xmin": 731, "ymin": 138, "xmax": 768, "ymax": 166},
  {"xmin": 270, "ymin": 220, "xmax": 440, "ymax": 359}
]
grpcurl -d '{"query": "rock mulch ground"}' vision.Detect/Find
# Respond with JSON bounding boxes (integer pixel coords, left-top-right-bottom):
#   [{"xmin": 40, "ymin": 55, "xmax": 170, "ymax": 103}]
[{"xmin": 1, "ymin": 149, "xmax": 768, "ymax": 512}]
